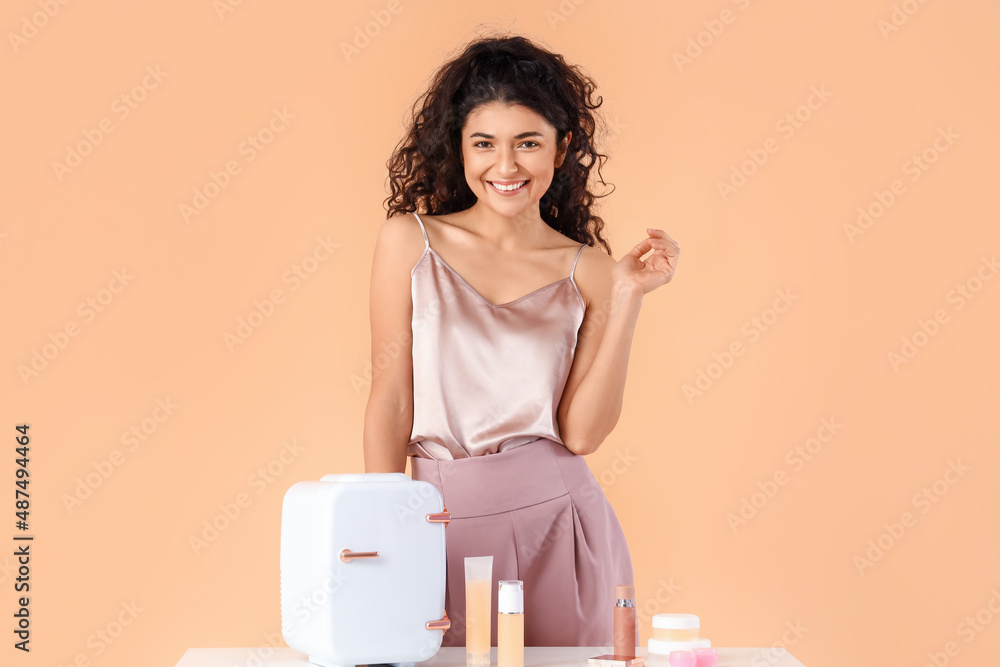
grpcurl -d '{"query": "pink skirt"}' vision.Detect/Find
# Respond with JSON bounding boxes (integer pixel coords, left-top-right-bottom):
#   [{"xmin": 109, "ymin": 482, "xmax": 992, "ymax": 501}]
[{"xmin": 409, "ymin": 437, "xmax": 636, "ymax": 648}]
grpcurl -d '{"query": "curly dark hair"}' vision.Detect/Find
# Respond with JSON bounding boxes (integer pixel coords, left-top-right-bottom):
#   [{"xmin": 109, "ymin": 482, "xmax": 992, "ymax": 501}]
[{"xmin": 383, "ymin": 31, "xmax": 615, "ymax": 255}]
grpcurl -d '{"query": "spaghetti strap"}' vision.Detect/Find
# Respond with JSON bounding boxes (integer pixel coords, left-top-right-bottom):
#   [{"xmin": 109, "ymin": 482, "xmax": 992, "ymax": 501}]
[
  {"xmin": 570, "ymin": 243, "xmax": 586, "ymax": 280},
  {"xmin": 413, "ymin": 212, "xmax": 429, "ymax": 250}
]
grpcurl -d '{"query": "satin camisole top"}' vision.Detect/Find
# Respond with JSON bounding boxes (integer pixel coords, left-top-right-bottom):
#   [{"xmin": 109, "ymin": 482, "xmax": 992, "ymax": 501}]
[{"xmin": 406, "ymin": 212, "xmax": 587, "ymax": 460}]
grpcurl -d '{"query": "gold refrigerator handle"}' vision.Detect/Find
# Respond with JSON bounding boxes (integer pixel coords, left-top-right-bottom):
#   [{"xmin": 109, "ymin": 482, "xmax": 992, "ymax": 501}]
[
  {"xmin": 338, "ymin": 549, "xmax": 379, "ymax": 562},
  {"xmin": 426, "ymin": 506, "xmax": 451, "ymax": 525},
  {"xmin": 426, "ymin": 611, "xmax": 451, "ymax": 631},
  {"xmin": 425, "ymin": 506, "xmax": 452, "ymax": 631}
]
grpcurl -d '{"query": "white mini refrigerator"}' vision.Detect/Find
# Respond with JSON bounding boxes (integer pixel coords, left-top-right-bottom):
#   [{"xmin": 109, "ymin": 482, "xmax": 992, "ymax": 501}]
[{"xmin": 280, "ymin": 472, "xmax": 452, "ymax": 667}]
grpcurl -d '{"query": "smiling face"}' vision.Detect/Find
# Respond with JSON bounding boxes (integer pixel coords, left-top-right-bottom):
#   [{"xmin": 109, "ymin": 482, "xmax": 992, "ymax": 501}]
[{"xmin": 460, "ymin": 101, "xmax": 571, "ymax": 216}]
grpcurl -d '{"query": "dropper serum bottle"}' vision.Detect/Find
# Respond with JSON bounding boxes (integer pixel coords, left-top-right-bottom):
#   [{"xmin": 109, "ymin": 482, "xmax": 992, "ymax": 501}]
[{"xmin": 498, "ymin": 580, "xmax": 524, "ymax": 667}]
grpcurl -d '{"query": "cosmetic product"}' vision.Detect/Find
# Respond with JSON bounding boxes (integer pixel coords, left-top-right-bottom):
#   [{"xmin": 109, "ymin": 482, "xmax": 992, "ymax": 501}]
[
  {"xmin": 614, "ymin": 584, "xmax": 637, "ymax": 658},
  {"xmin": 590, "ymin": 583, "xmax": 644, "ymax": 667},
  {"xmin": 647, "ymin": 613, "xmax": 710, "ymax": 656},
  {"xmin": 668, "ymin": 651, "xmax": 696, "ymax": 667},
  {"xmin": 498, "ymin": 580, "xmax": 524, "ymax": 667},
  {"xmin": 465, "ymin": 556, "xmax": 493, "ymax": 667},
  {"xmin": 692, "ymin": 647, "xmax": 718, "ymax": 667}
]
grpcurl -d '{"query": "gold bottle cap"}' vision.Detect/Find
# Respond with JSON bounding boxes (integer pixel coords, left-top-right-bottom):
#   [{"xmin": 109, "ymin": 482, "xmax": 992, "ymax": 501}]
[{"xmin": 615, "ymin": 584, "xmax": 635, "ymax": 600}]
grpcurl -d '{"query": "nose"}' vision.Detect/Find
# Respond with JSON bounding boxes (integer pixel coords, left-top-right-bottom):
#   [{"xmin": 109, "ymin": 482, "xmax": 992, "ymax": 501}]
[{"xmin": 496, "ymin": 146, "xmax": 518, "ymax": 175}]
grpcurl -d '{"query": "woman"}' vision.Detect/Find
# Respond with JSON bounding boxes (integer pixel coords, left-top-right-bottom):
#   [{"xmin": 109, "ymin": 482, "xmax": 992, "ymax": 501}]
[{"xmin": 363, "ymin": 33, "xmax": 679, "ymax": 648}]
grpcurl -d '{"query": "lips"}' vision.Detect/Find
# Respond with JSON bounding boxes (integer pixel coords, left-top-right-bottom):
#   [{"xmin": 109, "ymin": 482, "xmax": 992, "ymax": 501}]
[{"xmin": 487, "ymin": 180, "xmax": 529, "ymax": 194}]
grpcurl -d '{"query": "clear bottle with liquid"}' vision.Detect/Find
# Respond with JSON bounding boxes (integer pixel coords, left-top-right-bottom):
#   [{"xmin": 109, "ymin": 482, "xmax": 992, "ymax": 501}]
[
  {"xmin": 465, "ymin": 556, "xmax": 493, "ymax": 667},
  {"xmin": 497, "ymin": 580, "xmax": 524, "ymax": 667}
]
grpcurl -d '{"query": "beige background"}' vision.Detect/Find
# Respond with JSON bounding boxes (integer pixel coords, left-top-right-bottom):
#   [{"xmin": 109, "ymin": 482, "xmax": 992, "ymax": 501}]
[{"xmin": 3, "ymin": 1, "xmax": 999, "ymax": 665}]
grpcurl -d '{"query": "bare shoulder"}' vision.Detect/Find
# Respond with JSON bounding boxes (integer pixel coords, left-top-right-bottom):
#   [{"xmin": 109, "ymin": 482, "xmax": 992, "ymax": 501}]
[
  {"xmin": 573, "ymin": 243, "xmax": 616, "ymax": 309},
  {"xmin": 378, "ymin": 211, "xmax": 421, "ymax": 241},
  {"xmin": 375, "ymin": 212, "xmax": 427, "ymax": 268}
]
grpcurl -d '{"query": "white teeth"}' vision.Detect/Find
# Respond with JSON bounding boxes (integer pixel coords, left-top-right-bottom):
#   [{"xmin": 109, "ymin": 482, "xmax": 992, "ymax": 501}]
[{"xmin": 490, "ymin": 181, "xmax": 526, "ymax": 191}]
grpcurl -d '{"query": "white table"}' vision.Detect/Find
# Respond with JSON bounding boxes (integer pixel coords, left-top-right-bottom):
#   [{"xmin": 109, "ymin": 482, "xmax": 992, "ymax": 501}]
[{"xmin": 175, "ymin": 645, "xmax": 805, "ymax": 666}]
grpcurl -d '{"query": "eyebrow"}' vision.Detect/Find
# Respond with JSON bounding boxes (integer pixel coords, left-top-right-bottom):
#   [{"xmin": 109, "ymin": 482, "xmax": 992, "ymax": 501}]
[{"xmin": 468, "ymin": 131, "xmax": 544, "ymax": 140}]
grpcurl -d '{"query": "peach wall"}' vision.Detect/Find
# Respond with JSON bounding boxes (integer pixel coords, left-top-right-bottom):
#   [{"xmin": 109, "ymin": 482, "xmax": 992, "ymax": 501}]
[{"xmin": 3, "ymin": 1, "xmax": 998, "ymax": 666}]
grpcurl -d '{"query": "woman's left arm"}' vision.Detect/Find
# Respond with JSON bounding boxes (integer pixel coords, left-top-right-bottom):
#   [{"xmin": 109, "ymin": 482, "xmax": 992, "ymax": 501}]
[{"xmin": 557, "ymin": 228, "xmax": 680, "ymax": 456}]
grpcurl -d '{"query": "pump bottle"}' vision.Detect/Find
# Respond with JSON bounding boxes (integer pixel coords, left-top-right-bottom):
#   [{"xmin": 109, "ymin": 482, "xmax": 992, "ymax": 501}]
[{"xmin": 498, "ymin": 580, "xmax": 524, "ymax": 667}]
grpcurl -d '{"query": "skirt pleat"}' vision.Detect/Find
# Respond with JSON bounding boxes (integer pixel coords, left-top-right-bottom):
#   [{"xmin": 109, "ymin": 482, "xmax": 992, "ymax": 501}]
[{"xmin": 410, "ymin": 437, "xmax": 636, "ymax": 648}]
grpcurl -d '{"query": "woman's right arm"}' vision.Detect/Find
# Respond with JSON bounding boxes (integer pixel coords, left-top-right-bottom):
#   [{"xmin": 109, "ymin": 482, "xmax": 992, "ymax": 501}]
[{"xmin": 363, "ymin": 214, "xmax": 420, "ymax": 474}]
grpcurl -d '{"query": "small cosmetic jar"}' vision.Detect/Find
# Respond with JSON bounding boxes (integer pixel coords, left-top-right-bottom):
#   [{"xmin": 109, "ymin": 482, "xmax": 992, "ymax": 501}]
[
  {"xmin": 647, "ymin": 614, "xmax": 710, "ymax": 656},
  {"xmin": 693, "ymin": 648, "xmax": 717, "ymax": 667},
  {"xmin": 667, "ymin": 650, "xmax": 695, "ymax": 667},
  {"xmin": 665, "ymin": 647, "xmax": 717, "ymax": 667},
  {"xmin": 653, "ymin": 614, "xmax": 701, "ymax": 642}
]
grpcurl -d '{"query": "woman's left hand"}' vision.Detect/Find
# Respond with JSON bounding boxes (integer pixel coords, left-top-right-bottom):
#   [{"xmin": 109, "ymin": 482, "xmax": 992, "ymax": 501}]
[{"xmin": 612, "ymin": 228, "xmax": 680, "ymax": 296}]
